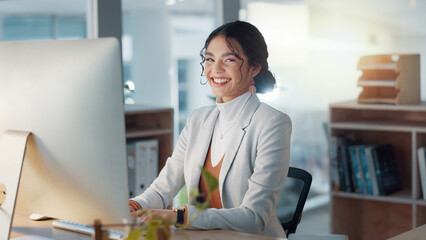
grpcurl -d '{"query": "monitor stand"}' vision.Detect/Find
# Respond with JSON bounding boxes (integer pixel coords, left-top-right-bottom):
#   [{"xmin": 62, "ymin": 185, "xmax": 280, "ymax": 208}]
[{"xmin": 0, "ymin": 130, "xmax": 32, "ymax": 240}]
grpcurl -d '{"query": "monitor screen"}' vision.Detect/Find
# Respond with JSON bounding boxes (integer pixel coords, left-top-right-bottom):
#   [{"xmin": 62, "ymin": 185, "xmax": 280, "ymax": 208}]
[{"xmin": 0, "ymin": 38, "xmax": 130, "ymax": 226}]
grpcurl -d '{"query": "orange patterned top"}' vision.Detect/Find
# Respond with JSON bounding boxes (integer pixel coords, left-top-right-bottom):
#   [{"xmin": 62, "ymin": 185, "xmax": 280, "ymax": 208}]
[{"xmin": 198, "ymin": 145, "xmax": 224, "ymax": 209}]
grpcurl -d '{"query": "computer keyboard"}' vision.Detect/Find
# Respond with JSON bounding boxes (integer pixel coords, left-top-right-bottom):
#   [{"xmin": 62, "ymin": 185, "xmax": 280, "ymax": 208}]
[{"xmin": 52, "ymin": 220, "xmax": 124, "ymax": 240}]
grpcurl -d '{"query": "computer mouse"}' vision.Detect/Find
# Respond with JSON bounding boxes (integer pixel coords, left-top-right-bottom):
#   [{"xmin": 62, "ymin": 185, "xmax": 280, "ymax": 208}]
[{"xmin": 29, "ymin": 213, "xmax": 53, "ymax": 221}]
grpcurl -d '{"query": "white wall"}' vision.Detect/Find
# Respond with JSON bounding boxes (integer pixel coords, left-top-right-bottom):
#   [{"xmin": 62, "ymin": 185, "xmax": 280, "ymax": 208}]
[
  {"xmin": 170, "ymin": 14, "xmax": 215, "ymax": 137},
  {"xmin": 129, "ymin": 8, "xmax": 172, "ymax": 107},
  {"xmin": 171, "ymin": 15, "xmax": 215, "ymax": 111}
]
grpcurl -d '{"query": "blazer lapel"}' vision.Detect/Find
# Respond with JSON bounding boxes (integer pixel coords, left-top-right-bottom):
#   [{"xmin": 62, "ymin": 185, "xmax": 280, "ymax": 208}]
[
  {"xmin": 218, "ymin": 94, "xmax": 261, "ymax": 196},
  {"xmin": 187, "ymin": 107, "xmax": 219, "ymax": 193}
]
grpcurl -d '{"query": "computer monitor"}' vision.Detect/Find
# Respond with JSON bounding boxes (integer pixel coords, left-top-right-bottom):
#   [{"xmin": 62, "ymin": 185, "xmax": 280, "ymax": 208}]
[{"xmin": 0, "ymin": 38, "xmax": 130, "ymax": 226}]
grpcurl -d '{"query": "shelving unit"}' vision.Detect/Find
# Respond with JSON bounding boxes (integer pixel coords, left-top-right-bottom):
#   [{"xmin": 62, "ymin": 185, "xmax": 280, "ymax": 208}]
[
  {"xmin": 329, "ymin": 100, "xmax": 426, "ymax": 240},
  {"xmin": 357, "ymin": 54, "xmax": 420, "ymax": 105},
  {"xmin": 125, "ymin": 104, "xmax": 174, "ymax": 172}
]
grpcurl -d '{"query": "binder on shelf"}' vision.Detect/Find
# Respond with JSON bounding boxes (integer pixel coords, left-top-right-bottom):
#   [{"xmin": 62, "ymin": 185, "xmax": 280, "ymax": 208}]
[
  {"xmin": 127, "ymin": 139, "xmax": 159, "ymax": 197},
  {"xmin": 126, "ymin": 142, "xmax": 137, "ymax": 198},
  {"xmin": 356, "ymin": 54, "xmax": 420, "ymax": 105},
  {"xmin": 418, "ymin": 147, "xmax": 426, "ymax": 200},
  {"xmin": 135, "ymin": 139, "xmax": 159, "ymax": 196},
  {"xmin": 145, "ymin": 139, "xmax": 159, "ymax": 189}
]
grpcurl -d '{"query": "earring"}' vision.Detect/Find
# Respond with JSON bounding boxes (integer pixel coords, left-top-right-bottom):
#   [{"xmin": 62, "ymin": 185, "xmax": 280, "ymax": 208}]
[
  {"xmin": 200, "ymin": 76, "xmax": 208, "ymax": 85},
  {"xmin": 249, "ymin": 80, "xmax": 256, "ymax": 94}
]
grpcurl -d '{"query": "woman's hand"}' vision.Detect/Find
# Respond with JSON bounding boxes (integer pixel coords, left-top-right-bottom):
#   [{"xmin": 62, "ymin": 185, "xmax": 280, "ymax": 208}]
[
  {"xmin": 129, "ymin": 201, "xmax": 186, "ymax": 225},
  {"xmin": 139, "ymin": 209, "xmax": 177, "ymax": 223},
  {"xmin": 129, "ymin": 200, "xmax": 142, "ymax": 214}
]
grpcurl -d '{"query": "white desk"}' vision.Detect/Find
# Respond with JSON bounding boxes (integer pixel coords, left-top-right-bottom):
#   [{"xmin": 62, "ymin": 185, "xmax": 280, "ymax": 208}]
[
  {"xmin": 10, "ymin": 212, "xmax": 286, "ymax": 240},
  {"xmin": 388, "ymin": 224, "xmax": 426, "ymax": 240}
]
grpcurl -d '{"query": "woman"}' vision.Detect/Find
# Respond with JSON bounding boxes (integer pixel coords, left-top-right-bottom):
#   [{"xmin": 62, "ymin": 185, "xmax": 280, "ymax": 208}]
[{"xmin": 129, "ymin": 20, "xmax": 292, "ymax": 238}]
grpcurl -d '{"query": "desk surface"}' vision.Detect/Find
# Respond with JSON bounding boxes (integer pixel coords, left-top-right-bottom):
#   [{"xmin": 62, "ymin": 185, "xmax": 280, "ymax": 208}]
[
  {"xmin": 10, "ymin": 212, "xmax": 286, "ymax": 240},
  {"xmin": 388, "ymin": 224, "xmax": 426, "ymax": 240}
]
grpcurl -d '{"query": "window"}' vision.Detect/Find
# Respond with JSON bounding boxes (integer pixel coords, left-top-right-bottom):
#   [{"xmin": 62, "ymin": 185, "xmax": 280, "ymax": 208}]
[{"xmin": 2, "ymin": 16, "xmax": 85, "ymax": 41}]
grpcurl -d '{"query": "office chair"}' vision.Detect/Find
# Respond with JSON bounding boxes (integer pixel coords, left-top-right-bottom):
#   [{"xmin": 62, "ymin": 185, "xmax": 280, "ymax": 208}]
[{"xmin": 277, "ymin": 167, "xmax": 312, "ymax": 236}]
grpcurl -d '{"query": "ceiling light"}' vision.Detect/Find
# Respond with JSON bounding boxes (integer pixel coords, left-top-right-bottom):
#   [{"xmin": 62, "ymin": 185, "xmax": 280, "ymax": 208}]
[{"xmin": 165, "ymin": 0, "xmax": 176, "ymax": 6}]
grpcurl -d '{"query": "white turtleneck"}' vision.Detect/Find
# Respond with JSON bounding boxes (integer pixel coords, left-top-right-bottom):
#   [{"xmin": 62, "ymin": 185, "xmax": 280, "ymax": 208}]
[{"xmin": 211, "ymin": 91, "xmax": 252, "ymax": 167}]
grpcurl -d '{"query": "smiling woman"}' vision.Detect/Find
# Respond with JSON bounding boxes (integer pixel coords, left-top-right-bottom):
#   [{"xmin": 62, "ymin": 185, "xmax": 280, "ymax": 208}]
[
  {"xmin": 203, "ymin": 35, "xmax": 260, "ymax": 103},
  {"xmin": 129, "ymin": 20, "xmax": 292, "ymax": 238}
]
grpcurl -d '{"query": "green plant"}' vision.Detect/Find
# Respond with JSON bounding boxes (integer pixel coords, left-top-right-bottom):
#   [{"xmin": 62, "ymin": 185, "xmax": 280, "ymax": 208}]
[
  {"xmin": 126, "ymin": 168, "xmax": 218, "ymax": 240},
  {"xmin": 126, "ymin": 210, "xmax": 171, "ymax": 240}
]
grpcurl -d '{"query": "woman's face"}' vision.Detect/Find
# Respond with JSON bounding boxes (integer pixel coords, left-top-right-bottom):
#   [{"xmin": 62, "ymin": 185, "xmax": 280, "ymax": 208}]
[{"xmin": 204, "ymin": 35, "xmax": 260, "ymax": 103}]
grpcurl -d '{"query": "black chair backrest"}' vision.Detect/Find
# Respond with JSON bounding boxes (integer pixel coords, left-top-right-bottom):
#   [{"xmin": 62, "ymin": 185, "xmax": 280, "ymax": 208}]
[{"xmin": 277, "ymin": 167, "xmax": 312, "ymax": 236}]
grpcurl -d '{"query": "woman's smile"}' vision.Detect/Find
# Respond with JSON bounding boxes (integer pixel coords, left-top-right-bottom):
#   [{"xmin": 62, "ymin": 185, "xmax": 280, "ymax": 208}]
[{"xmin": 212, "ymin": 77, "xmax": 232, "ymax": 87}]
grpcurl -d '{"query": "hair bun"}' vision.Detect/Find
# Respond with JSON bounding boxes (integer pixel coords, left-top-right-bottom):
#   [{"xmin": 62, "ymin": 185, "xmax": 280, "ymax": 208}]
[{"xmin": 255, "ymin": 67, "xmax": 275, "ymax": 94}]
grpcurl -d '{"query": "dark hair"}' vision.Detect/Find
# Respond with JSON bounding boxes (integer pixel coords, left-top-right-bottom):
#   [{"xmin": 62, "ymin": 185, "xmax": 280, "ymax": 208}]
[{"xmin": 200, "ymin": 20, "xmax": 276, "ymax": 94}]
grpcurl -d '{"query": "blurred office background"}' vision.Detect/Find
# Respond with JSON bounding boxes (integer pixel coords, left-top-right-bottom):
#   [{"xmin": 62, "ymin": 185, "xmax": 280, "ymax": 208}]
[{"xmin": 1, "ymin": 0, "xmax": 425, "ymax": 233}]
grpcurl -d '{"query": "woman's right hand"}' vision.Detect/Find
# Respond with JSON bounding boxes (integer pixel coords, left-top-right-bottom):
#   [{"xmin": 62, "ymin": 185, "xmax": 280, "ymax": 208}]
[{"xmin": 129, "ymin": 200, "xmax": 142, "ymax": 214}]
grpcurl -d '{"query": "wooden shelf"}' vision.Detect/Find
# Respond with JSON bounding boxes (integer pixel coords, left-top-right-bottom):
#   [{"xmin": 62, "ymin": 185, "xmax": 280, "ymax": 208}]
[
  {"xmin": 329, "ymin": 101, "xmax": 426, "ymax": 240},
  {"xmin": 332, "ymin": 189, "xmax": 412, "ymax": 205},
  {"xmin": 415, "ymin": 200, "xmax": 426, "ymax": 207},
  {"xmin": 330, "ymin": 100, "xmax": 426, "ymax": 111},
  {"xmin": 330, "ymin": 122, "xmax": 426, "ymax": 132},
  {"xmin": 126, "ymin": 128, "xmax": 173, "ymax": 139},
  {"xmin": 332, "ymin": 198, "xmax": 412, "ymax": 240},
  {"xmin": 125, "ymin": 104, "xmax": 173, "ymax": 114},
  {"xmin": 125, "ymin": 104, "xmax": 173, "ymax": 172},
  {"xmin": 330, "ymin": 100, "xmax": 426, "ymax": 130}
]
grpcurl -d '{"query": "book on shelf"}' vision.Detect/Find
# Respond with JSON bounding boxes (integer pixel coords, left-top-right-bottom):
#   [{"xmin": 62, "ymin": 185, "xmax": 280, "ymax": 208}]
[
  {"xmin": 331, "ymin": 141, "xmax": 402, "ymax": 196},
  {"xmin": 365, "ymin": 145, "xmax": 380, "ymax": 196},
  {"xmin": 340, "ymin": 144, "xmax": 356, "ymax": 192},
  {"xmin": 330, "ymin": 136, "xmax": 341, "ymax": 191},
  {"xmin": 358, "ymin": 145, "xmax": 374, "ymax": 195},
  {"xmin": 338, "ymin": 145, "xmax": 348, "ymax": 191},
  {"xmin": 418, "ymin": 147, "xmax": 426, "ymax": 200},
  {"xmin": 349, "ymin": 145, "xmax": 367, "ymax": 194},
  {"xmin": 370, "ymin": 144, "xmax": 402, "ymax": 195},
  {"xmin": 330, "ymin": 135, "xmax": 356, "ymax": 192}
]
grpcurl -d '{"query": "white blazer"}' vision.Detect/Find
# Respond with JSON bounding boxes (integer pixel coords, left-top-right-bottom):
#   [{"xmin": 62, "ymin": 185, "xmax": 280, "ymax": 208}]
[{"xmin": 132, "ymin": 94, "xmax": 292, "ymax": 238}]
